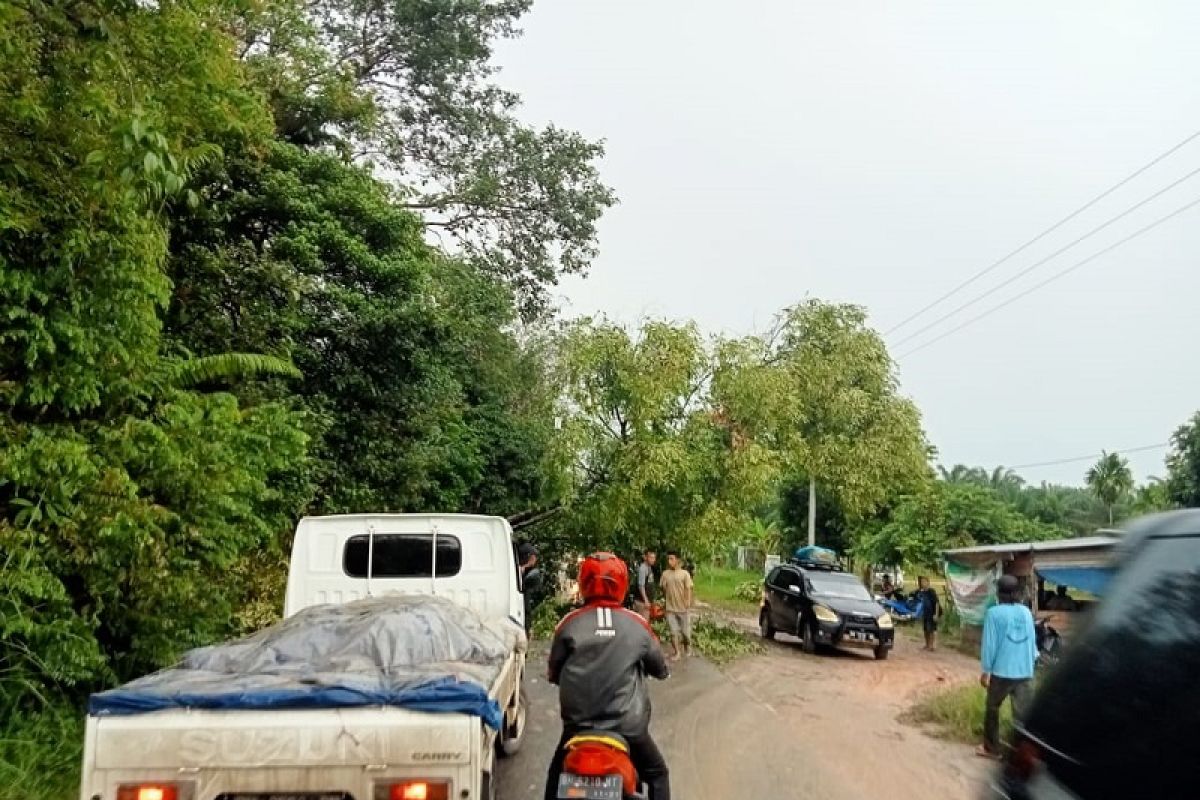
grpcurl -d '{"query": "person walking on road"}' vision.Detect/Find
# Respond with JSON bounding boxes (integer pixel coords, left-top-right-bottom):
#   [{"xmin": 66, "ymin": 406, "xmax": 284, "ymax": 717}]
[
  {"xmin": 915, "ymin": 576, "xmax": 942, "ymax": 652},
  {"xmin": 660, "ymin": 550, "xmax": 694, "ymax": 660},
  {"xmin": 978, "ymin": 574, "xmax": 1037, "ymax": 759},
  {"xmin": 635, "ymin": 549, "xmax": 657, "ymax": 620}
]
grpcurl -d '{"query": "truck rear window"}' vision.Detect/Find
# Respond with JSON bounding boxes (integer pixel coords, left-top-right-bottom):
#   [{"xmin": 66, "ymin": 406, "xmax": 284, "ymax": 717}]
[{"xmin": 343, "ymin": 533, "xmax": 463, "ymax": 578}]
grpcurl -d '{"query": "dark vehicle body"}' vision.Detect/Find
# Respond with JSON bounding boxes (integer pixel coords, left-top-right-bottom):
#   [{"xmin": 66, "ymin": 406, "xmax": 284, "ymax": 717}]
[
  {"xmin": 987, "ymin": 510, "xmax": 1200, "ymax": 800},
  {"xmin": 760, "ymin": 562, "xmax": 894, "ymax": 660}
]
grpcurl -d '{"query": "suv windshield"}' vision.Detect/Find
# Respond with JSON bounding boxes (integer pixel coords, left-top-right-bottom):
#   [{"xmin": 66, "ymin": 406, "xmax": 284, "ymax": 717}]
[{"xmin": 806, "ymin": 573, "xmax": 873, "ymax": 601}]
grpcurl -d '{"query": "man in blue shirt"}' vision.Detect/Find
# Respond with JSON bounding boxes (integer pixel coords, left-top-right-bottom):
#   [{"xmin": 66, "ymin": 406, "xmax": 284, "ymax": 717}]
[{"xmin": 978, "ymin": 574, "xmax": 1037, "ymax": 758}]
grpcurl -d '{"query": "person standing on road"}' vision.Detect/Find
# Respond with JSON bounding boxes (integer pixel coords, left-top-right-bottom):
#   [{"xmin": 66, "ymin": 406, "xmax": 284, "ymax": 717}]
[
  {"xmin": 660, "ymin": 550, "xmax": 694, "ymax": 660},
  {"xmin": 635, "ymin": 549, "xmax": 657, "ymax": 619},
  {"xmin": 518, "ymin": 542, "xmax": 544, "ymax": 636},
  {"xmin": 978, "ymin": 574, "xmax": 1037, "ymax": 759},
  {"xmin": 916, "ymin": 576, "xmax": 943, "ymax": 652}
]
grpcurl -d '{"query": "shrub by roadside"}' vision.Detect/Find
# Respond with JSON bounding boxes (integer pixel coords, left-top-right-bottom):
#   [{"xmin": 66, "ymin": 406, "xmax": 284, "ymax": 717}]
[
  {"xmin": 904, "ymin": 682, "xmax": 1013, "ymax": 744},
  {"xmin": 0, "ymin": 702, "xmax": 82, "ymax": 800}
]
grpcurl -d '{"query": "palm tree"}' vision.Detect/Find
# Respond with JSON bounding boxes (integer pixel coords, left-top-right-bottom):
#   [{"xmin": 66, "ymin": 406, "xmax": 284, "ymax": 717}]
[
  {"xmin": 989, "ymin": 466, "xmax": 1026, "ymax": 499},
  {"xmin": 1131, "ymin": 477, "xmax": 1175, "ymax": 515},
  {"xmin": 1085, "ymin": 451, "xmax": 1134, "ymax": 525},
  {"xmin": 938, "ymin": 464, "xmax": 989, "ymax": 485}
]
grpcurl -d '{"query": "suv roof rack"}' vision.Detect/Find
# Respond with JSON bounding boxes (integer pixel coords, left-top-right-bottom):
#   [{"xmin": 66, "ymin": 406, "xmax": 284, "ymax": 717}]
[{"xmin": 790, "ymin": 558, "xmax": 844, "ymax": 572}]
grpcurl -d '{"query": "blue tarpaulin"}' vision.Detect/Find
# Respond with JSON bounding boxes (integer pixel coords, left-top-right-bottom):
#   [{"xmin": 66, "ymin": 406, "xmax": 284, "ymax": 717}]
[
  {"xmin": 88, "ymin": 595, "xmax": 523, "ymax": 729},
  {"xmin": 793, "ymin": 545, "xmax": 838, "ymax": 564},
  {"xmin": 1037, "ymin": 566, "xmax": 1114, "ymax": 597}
]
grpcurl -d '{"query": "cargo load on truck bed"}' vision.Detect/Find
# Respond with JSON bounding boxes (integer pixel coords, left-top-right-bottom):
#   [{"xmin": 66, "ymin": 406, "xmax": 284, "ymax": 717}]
[{"xmin": 89, "ymin": 595, "xmax": 525, "ymax": 728}]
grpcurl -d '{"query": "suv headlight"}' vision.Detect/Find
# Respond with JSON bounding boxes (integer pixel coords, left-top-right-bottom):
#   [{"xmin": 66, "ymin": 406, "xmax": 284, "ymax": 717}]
[
  {"xmin": 877, "ymin": 613, "xmax": 894, "ymax": 629},
  {"xmin": 813, "ymin": 604, "xmax": 839, "ymax": 623}
]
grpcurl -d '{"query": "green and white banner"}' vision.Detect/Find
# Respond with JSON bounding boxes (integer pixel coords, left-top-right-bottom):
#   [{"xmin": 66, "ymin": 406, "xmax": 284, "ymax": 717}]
[{"xmin": 944, "ymin": 560, "xmax": 1001, "ymax": 625}]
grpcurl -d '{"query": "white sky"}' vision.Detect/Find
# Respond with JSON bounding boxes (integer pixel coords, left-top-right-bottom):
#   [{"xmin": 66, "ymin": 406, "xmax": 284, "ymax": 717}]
[{"xmin": 493, "ymin": 0, "xmax": 1200, "ymax": 486}]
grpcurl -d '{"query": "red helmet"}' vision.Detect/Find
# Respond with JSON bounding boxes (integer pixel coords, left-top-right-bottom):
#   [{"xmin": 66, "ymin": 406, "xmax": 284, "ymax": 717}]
[{"xmin": 578, "ymin": 552, "xmax": 629, "ymax": 605}]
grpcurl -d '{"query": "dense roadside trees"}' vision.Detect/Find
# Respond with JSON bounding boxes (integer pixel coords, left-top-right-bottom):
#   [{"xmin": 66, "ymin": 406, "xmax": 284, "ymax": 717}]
[{"xmin": 0, "ymin": 2, "xmax": 606, "ymax": 795}]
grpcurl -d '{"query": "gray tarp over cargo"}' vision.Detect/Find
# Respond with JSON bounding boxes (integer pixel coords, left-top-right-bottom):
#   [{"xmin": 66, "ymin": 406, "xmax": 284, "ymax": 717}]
[{"xmin": 89, "ymin": 595, "xmax": 527, "ymax": 728}]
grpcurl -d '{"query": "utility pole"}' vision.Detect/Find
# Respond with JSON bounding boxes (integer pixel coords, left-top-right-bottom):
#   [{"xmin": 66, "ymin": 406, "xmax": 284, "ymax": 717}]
[{"xmin": 807, "ymin": 477, "xmax": 816, "ymax": 547}]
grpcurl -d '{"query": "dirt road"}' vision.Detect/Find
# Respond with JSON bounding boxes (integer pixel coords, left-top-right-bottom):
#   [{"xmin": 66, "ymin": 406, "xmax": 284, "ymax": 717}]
[{"xmin": 498, "ymin": 623, "xmax": 988, "ymax": 799}]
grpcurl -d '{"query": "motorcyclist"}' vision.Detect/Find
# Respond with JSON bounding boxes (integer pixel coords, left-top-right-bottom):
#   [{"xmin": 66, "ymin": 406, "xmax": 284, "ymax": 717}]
[{"xmin": 545, "ymin": 552, "xmax": 671, "ymax": 800}]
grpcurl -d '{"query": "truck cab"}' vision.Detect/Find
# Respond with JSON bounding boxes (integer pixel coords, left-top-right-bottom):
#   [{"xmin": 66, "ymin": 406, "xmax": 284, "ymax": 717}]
[{"xmin": 284, "ymin": 513, "xmax": 526, "ymax": 625}]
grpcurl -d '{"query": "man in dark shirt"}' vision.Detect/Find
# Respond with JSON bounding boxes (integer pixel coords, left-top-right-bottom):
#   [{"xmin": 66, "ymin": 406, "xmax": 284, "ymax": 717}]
[
  {"xmin": 518, "ymin": 542, "xmax": 544, "ymax": 636},
  {"xmin": 917, "ymin": 575, "xmax": 943, "ymax": 652}
]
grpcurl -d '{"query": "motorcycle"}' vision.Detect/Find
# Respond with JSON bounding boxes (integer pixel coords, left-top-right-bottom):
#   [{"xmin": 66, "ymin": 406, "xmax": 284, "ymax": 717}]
[
  {"xmin": 875, "ymin": 593, "xmax": 925, "ymax": 622},
  {"xmin": 1035, "ymin": 616, "xmax": 1063, "ymax": 669},
  {"xmin": 555, "ymin": 731, "xmax": 644, "ymax": 799}
]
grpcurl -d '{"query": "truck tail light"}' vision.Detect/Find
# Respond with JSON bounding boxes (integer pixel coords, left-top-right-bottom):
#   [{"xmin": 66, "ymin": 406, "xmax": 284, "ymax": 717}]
[
  {"xmin": 375, "ymin": 781, "xmax": 450, "ymax": 800},
  {"xmin": 117, "ymin": 785, "xmax": 179, "ymax": 800}
]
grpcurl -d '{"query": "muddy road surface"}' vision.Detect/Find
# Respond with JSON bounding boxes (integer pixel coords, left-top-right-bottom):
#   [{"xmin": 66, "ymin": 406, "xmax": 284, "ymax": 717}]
[{"xmin": 498, "ymin": 628, "xmax": 987, "ymax": 799}]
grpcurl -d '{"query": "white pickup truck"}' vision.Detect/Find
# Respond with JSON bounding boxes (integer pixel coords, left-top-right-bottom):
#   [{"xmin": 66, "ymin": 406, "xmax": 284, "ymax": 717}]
[{"xmin": 79, "ymin": 513, "xmax": 529, "ymax": 800}]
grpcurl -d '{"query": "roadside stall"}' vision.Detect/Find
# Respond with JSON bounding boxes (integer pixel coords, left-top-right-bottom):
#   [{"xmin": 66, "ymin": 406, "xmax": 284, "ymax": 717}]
[{"xmin": 941, "ymin": 534, "xmax": 1120, "ymax": 641}]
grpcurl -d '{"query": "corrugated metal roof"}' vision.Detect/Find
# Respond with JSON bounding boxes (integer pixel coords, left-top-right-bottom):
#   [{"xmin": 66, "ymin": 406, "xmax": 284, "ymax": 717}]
[{"xmin": 942, "ymin": 535, "xmax": 1120, "ymax": 557}]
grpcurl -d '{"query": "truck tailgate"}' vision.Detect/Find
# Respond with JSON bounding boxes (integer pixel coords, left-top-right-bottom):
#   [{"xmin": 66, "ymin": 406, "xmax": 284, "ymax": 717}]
[{"xmin": 93, "ymin": 707, "xmax": 476, "ymax": 770}]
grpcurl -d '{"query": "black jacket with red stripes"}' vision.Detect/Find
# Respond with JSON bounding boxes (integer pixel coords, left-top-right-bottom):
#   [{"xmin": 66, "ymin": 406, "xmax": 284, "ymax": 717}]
[{"xmin": 547, "ymin": 603, "xmax": 670, "ymax": 736}]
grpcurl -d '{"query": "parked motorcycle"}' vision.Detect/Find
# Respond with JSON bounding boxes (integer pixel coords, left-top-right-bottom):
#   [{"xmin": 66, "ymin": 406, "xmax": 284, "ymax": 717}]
[
  {"xmin": 555, "ymin": 731, "xmax": 644, "ymax": 799},
  {"xmin": 874, "ymin": 593, "xmax": 925, "ymax": 622},
  {"xmin": 1035, "ymin": 616, "xmax": 1063, "ymax": 669}
]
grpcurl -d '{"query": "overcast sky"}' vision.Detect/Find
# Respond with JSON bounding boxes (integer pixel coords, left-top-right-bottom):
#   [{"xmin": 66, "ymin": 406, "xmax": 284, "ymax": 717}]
[{"xmin": 493, "ymin": 1, "xmax": 1200, "ymax": 486}]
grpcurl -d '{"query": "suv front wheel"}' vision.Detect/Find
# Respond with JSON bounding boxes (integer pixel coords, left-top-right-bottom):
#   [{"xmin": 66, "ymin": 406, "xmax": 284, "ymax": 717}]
[{"xmin": 800, "ymin": 616, "xmax": 817, "ymax": 654}]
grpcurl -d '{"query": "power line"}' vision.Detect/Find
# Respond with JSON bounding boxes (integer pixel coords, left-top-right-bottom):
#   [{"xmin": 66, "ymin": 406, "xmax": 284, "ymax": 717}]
[
  {"xmin": 1008, "ymin": 442, "xmax": 1170, "ymax": 471},
  {"xmin": 896, "ymin": 193, "xmax": 1200, "ymax": 359},
  {"xmin": 884, "ymin": 126, "xmax": 1200, "ymax": 336},
  {"xmin": 892, "ymin": 165, "xmax": 1200, "ymax": 349}
]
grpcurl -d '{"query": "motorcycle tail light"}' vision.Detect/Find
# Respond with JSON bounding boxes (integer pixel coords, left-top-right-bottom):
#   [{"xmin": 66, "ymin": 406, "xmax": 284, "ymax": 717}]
[{"xmin": 564, "ymin": 743, "xmax": 638, "ymax": 795}]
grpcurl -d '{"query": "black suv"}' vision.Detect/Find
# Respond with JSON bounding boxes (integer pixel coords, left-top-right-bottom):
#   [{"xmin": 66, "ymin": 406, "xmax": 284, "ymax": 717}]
[
  {"xmin": 760, "ymin": 561, "xmax": 894, "ymax": 660},
  {"xmin": 986, "ymin": 510, "xmax": 1200, "ymax": 800}
]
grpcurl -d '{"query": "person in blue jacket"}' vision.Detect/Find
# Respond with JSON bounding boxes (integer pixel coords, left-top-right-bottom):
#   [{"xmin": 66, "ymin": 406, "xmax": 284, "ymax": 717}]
[{"xmin": 978, "ymin": 574, "xmax": 1038, "ymax": 758}]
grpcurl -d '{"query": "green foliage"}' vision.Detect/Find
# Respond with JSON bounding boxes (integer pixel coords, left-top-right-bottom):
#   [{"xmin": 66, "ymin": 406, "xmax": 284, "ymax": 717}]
[
  {"xmin": 163, "ymin": 142, "xmax": 556, "ymax": 518},
  {"xmin": 0, "ymin": 0, "xmax": 309, "ymax": 746},
  {"xmin": 1085, "ymin": 451, "xmax": 1134, "ymax": 525},
  {"xmin": 692, "ymin": 566, "xmax": 762, "ymax": 614},
  {"xmin": 239, "ymin": 0, "xmax": 616, "ymax": 316},
  {"xmin": 168, "ymin": 353, "xmax": 302, "ymax": 388},
  {"xmin": 733, "ymin": 580, "xmax": 763, "ymax": 603},
  {"xmin": 1167, "ymin": 411, "xmax": 1200, "ymax": 508},
  {"xmin": 551, "ymin": 318, "xmax": 733, "ymax": 556},
  {"xmin": 531, "ymin": 598, "xmax": 575, "ymax": 641},
  {"xmin": 857, "ymin": 482, "xmax": 1063, "ymax": 567},
  {"xmin": 652, "ymin": 615, "xmax": 764, "ymax": 665},
  {"xmin": 940, "ymin": 463, "xmax": 1112, "ymax": 534},
  {"xmin": 1131, "ymin": 477, "xmax": 1175, "ymax": 515},
  {"xmin": 906, "ymin": 683, "xmax": 1014, "ymax": 744},
  {"xmin": 0, "ymin": 699, "xmax": 82, "ymax": 800}
]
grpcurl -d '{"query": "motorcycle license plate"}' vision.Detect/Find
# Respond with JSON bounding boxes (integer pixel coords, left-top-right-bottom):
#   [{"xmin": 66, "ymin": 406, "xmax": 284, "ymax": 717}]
[{"xmin": 557, "ymin": 773, "xmax": 623, "ymax": 799}]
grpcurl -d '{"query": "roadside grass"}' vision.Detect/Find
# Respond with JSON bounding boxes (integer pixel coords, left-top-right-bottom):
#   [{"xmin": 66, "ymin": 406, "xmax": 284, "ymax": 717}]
[
  {"xmin": 0, "ymin": 703, "xmax": 82, "ymax": 800},
  {"xmin": 905, "ymin": 682, "xmax": 1012, "ymax": 744},
  {"xmin": 692, "ymin": 565, "xmax": 761, "ymax": 615}
]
